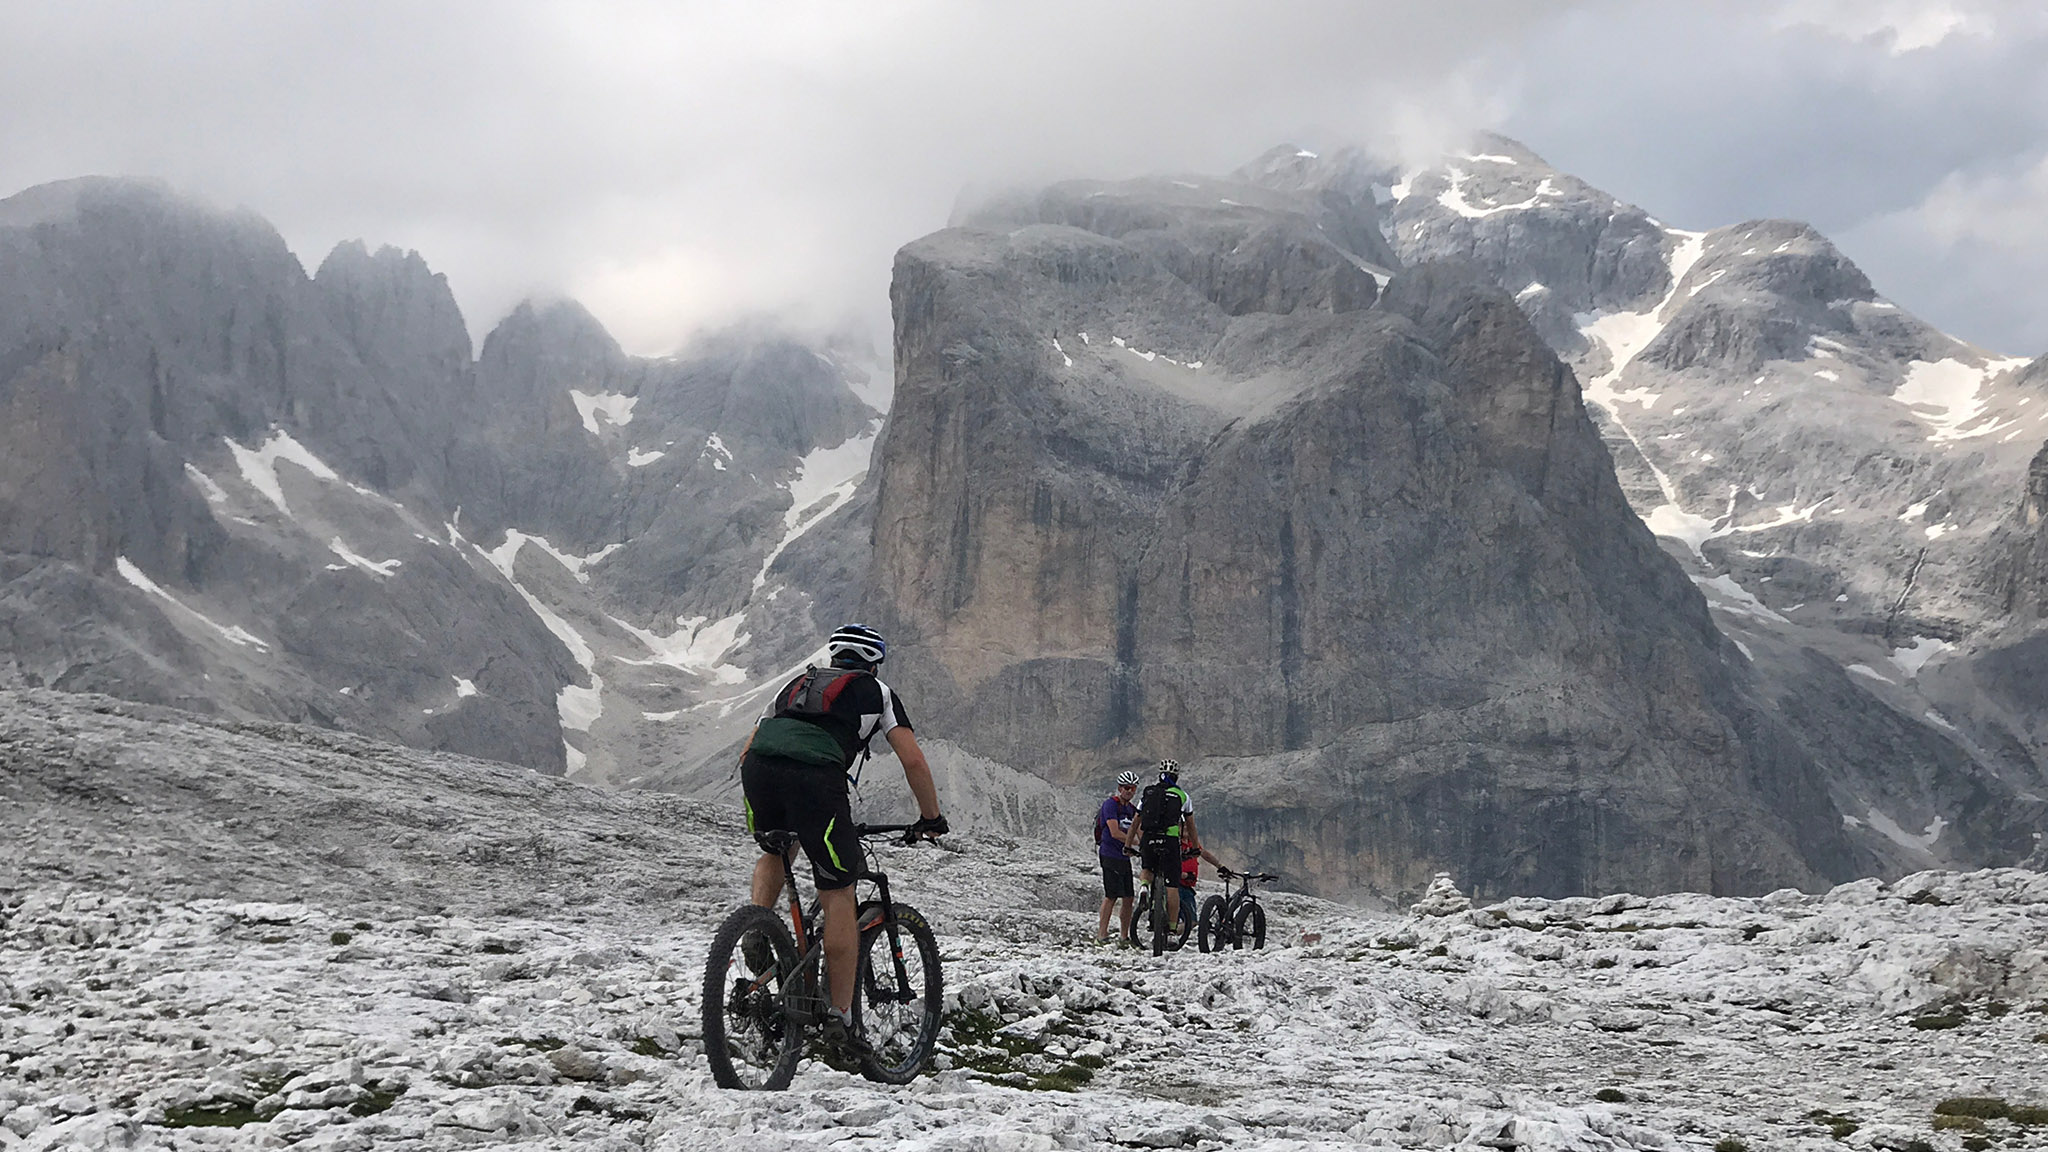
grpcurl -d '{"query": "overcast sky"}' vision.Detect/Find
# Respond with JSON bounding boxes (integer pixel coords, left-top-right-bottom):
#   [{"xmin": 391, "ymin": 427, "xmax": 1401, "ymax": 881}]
[{"xmin": 3, "ymin": 1, "xmax": 2044, "ymax": 358}]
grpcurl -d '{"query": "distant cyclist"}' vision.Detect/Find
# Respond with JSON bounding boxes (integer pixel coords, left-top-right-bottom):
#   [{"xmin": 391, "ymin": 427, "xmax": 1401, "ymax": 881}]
[
  {"xmin": 1122, "ymin": 759, "xmax": 1197, "ymax": 940},
  {"xmin": 1094, "ymin": 770, "xmax": 1140, "ymax": 945},
  {"xmin": 737, "ymin": 624, "xmax": 947, "ymax": 1053}
]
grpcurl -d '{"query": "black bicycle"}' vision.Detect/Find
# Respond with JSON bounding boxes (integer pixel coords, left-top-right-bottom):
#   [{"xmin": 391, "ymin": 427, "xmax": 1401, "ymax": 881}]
[
  {"xmin": 1198, "ymin": 870, "xmax": 1278, "ymax": 952},
  {"xmin": 1126, "ymin": 877, "xmax": 1195, "ymax": 953},
  {"xmin": 701, "ymin": 823, "xmax": 942, "ymax": 1090}
]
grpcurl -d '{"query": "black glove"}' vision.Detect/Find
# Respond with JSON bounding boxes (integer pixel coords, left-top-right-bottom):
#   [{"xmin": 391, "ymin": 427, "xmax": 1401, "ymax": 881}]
[
  {"xmin": 910, "ymin": 814, "xmax": 949, "ymax": 840},
  {"xmin": 1217, "ymin": 865, "xmax": 1233, "ymax": 879}
]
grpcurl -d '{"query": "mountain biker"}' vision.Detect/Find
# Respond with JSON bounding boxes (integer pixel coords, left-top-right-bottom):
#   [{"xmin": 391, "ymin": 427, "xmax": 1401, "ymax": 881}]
[
  {"xmin": 1094, "ymin": 770, "xmax": 1140, "ymax": 945},
  {"xmin": 1122, "ymin": 759, "xmax": 1197, "ymax": 943},
  {"xmin": 737, "ymin": 623, "xmax": 947, "ymax": 1053}
]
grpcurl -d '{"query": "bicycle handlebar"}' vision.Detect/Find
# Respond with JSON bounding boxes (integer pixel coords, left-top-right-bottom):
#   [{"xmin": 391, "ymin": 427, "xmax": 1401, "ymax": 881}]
[{"xmin": 854, "ymin": 821, "xmax": 938, "ymax": 847}]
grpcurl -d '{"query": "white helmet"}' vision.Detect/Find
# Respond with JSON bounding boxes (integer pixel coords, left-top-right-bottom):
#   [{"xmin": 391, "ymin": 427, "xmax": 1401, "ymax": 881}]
[
  {"xmin": 827, "ymin": 623, "xmax": 887, "ymax": 666},
  {"xmin": 1115, "ymin": 769, "xmax": 1139, "ymax": 787}
]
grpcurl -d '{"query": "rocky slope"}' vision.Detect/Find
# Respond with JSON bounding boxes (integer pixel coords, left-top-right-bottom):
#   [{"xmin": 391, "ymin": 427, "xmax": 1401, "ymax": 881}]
[
  {"xmin": 5, "ymin": 691, "xmax": 2048, "ymax": 1152},
  {"xmin": 0, "ymin": 178, "xmax": 881, "ymax": 783}
]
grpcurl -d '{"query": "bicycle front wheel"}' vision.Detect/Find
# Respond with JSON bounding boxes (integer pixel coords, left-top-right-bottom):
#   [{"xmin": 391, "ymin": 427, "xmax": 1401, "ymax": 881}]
[
  {"xmin": 1149, "ymin": 873, "xmax": 1168, "ymax": 956},
  {"xmin": 702, "ymin": 905, "xmax": 802, "ymax": 1090},
  {"xmin": 853, "ymin": 903, "xmax": 943, "ymax": 1084},
  {"xmin": 1235, "ymin": 901, "xmax": 1267, "ymax": 950}
]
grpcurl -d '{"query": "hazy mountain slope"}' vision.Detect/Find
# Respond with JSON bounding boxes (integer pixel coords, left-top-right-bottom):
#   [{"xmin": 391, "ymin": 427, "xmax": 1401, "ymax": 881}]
[{"xmin": 0, "ymin": 178, "xmax": 882, "ymax": 782}]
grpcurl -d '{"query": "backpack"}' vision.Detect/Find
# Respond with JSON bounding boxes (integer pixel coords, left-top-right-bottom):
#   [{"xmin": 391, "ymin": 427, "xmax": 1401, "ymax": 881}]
[
  {"xmin": 774, "ymin": 666, "xmax": 865, "ymax": 722},
  {"xmin": 1138, "ymin": 782, "xmax": 1184, "ymax": 839}
]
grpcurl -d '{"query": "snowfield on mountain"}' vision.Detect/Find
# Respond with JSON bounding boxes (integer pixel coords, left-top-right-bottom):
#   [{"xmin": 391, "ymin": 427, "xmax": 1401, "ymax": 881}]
[{"xmin": 5, "ymin": 691, "xmax": 2047, "ymax": 1152}]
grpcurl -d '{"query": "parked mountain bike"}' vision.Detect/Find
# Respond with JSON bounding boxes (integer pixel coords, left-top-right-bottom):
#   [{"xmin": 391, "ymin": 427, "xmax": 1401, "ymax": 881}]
[
  {"xmin": 1198, "ymin": 870, "xmax": 1279, "ymax": 952},
  {"xmin": 701, "ymin": 822, "xmax": 942, "ymax": 1090},
  {"xmin": 1126, "ymin": 878, "xmax": 1195, "ymax": 953}
]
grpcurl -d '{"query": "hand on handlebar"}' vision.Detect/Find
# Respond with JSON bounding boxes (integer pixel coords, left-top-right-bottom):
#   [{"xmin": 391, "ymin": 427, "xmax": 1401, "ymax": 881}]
[
  {"xmin": 908, "ymin": 814, "xmax": 949, "ymax": 841},
  {"xmin": 1216, "ymin": 865, "xmax": 1233, "ymax": 879}
]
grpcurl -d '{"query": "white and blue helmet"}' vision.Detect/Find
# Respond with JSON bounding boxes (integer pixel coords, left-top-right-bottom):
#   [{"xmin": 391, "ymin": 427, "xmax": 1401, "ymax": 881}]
[{"xmin": 828, "ymin": 623, "xmax": 887, "ymax": 666}]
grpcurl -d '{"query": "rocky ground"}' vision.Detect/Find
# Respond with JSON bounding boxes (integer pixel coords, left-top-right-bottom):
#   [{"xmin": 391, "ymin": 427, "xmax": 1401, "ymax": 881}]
[{"xmin": 4, "ymin": 688, "xmax": 2047, "ymax": 1151}]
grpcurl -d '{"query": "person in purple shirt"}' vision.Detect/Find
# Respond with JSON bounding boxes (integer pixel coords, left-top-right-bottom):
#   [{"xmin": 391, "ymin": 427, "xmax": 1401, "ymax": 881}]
[{"xmin": 1094, "ymin": 770, "xmax": 1140, "ymax": 945}]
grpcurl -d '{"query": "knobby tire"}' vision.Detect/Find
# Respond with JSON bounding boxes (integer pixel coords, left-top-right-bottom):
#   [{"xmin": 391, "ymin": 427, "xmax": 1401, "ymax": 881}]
[
  {"xmin": 702, "ymin": 905, "xmax": 803, "ymax": 1090},
  {"xmin": 1197, "ymin": 895, "xmax": 1229, "ymax": 954},
  {"xmin": 851, "ymin": 903, "xmax": 943, "ymax": 1084},
  {"xmin": 1235, "ymin": 902, "xmax": 1267, "ymax": 950}
]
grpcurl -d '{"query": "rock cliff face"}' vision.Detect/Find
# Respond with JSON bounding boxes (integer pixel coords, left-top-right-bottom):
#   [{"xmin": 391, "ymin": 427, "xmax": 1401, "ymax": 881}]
[
  {"xmin": 866, "ymin": 172, "xmax": 1909, "ymax": 900},
  {"xmin": 0, "ymin": 178, "xmax": 881, "ymax": 780}
]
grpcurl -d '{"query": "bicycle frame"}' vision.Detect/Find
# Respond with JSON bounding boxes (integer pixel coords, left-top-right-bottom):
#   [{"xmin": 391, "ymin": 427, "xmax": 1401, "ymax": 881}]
[{"xmin": 765, "ymin": 824, "xmax": 917, "ymax": 1027}]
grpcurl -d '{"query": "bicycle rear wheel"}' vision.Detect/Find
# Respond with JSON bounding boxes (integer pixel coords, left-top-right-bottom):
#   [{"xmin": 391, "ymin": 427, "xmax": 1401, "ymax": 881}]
[
  {"xmin": 1235, "ymin": 901, "xmax": 1267, "ymax": 950},
  {"xmin": 702, "ymin": 905, "xmax": 802, "ymax": 1090},
  {"xmin": 852, "ymin": 903, "xmax": 943, "ymax": 1084}
]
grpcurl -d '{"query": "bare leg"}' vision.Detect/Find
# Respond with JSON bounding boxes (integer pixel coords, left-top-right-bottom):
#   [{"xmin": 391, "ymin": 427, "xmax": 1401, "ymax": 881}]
[
  {"xmin": 820, "ymin": 885, "xmax": 859, "ymax": 1013},
  {"xmin": 1165, "ymin": 885, "xmax": 1179, "ymax": 932},
  {"xmin": 750, "ymin": 852, "xmax": 786, "ymax": 907},
  {"xmin": 1097, "ymin": 898, "xmax": 1113, "ymax": 941},
  {"xmin": 1117, "ymin": 895, "xmax": 1133, "ymax": 938}
]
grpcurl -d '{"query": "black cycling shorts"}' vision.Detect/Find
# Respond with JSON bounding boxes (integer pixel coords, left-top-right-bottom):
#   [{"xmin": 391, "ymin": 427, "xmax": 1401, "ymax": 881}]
[
  {"xmin": 1139, "ymin": 837, "xmax": 1181, "ymax": 878},
  {"xmin": 741, "ymin": 752, "xmax": 860, "ymax": 890},
  {"xmin": 1099, "ymin": 855, "xmax": 1134, "ymax": 899}
]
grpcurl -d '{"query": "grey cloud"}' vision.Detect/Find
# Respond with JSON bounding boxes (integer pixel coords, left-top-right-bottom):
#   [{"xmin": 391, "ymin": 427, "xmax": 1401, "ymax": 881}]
[{"xmin": 2, "ymin": 1, "xmax": 2043, "ymax": 356}]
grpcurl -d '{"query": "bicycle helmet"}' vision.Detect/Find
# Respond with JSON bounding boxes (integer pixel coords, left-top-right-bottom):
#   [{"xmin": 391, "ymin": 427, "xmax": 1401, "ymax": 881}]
[
  {"xmin": 1157, "ymin": 758, "xmax": 1180, "ymax": 781},
  {"xmin": 1115, "ymin": 769, "xmax": 1139, "ymax": 787},
  {"xmin": 827, "ymin": 623, "xmax": 887, "ymax": 666}
]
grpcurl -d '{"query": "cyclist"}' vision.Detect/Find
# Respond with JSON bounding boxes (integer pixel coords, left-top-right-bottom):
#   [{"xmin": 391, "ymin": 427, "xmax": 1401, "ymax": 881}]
[
  {"xmin": 1094, "ymin": 770, "xmax": 1140, "ymax": 945},
  {"xmin": 737, "ymin": 623, "xmax": 947, "ymax": 1054},
  {"xmin": 1121, "ymin": 759, "xmax": 1197, "ymax": 943}
]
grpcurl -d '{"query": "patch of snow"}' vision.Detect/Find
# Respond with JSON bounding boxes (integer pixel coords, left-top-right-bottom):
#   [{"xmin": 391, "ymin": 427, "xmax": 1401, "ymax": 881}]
[
  {"xmin": 641, "ymin": 710, "xmax": 680, "ymax": 722},
  {"xmin": 1459, "ymin": 152, "xmax": 1517, "ymax": 164},
  {"xmin": 610, "ymin": 612, "xmax": 750, "ymax": 685},
  {"xmin": 1899, "ymin": 501, "xmax": 1930, "ymax": 522},
  {"xmin": 1388, "ymin": 173, "xmax": 1416, "ymax": 201},
  {"xmin": 1294, "ymin": 148, "xmax": 1318, "ymax": 159},
  {"xmin": 1437, "ymin": 169, "xmax": 1554, "ymax": 218},
  {"xmin": 569, "ymin": 390, "xmax": 636, "ymax": 436},
  {"xmin": 114, "ymin": 557, "xmax": 269, "ymax": 650},
  {"xmin": 1515, "ymin": 282, "xmax": 1546, "ymax": 300},
  {"xmin": 1814, "ymin": 369, "xmax": 1840, "ymax": 382},
  {"xmin": 558, "ymin": 677, "xmax": 604, "ymax": 732},
  {"xmin": 183, "ymin": 463, "xmax": 229, "ymax": 506},
  {"xmin": 1687, "ymin": 269, "xmax": 1726, "ymax": 297},
  {"xmin": 1847, "ymin": 664, "xmax": 1894, "ymax": 684},
  {"xmin": 751, "ymin": 421, "xmax": 879, "ymax": 594},
  {"xmin": 225, "ymin": 430, "xmax": 342, "ymax": 519},
  {"xmin": 327, "ymin": 537, "xmax": 402, "ymax": 578},
  {"xmin": 1924, "ymin": 523, "xmax": 1954, "ymax": 540},
  {"xmin": 1694, "ymin": 573, "xmax": 1789, "ymax": 624},
  {"xmin": 482, "ymin": 530, "xmax": 620, "ymax": 586},
  {"xmin": 1732, "ymin": 639, "xmax": 1753, "ymax": 661},
  {"xmin": 1863, "ymin": 807, "xmax": 1942, "ymax": 854},
  {"xmin": 1888, "ymin": 637, "xmax": 1951, "ymax": 678},
  {"xmin": 1052, "ymin": 337, "xmax": 1073, "ymax": 368},
  {"xmin": 564, "ymin": 741, "xmax": 586, "ymax": 774},
  {"xmin": 626, "ymin": 447, "xmax": 666, "ymax": 467},
  {"xmin": 453, "ymin": 677, "xmax": 478, "ymax": 698},
  {"xmin": 1924, "ymin": 710, "xmax": 1956, "ymax": 730},
  {"xmin": 1892, "ymin": 356, "xmax": 2030, "ymax": 442}
]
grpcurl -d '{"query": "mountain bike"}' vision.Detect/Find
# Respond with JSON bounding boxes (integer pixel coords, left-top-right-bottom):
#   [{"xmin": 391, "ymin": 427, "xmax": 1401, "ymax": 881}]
[
  {"xmin": 702, "ymin": 823, "xmax": 942, "ymax": 1090},
  {"xmin": 1198, "ymin": 870, "xmax": 1278, "ymax": 953},
  {"xmin": 1126, "ymin": 877, "xmax": 1195, "ymax": 953}
]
